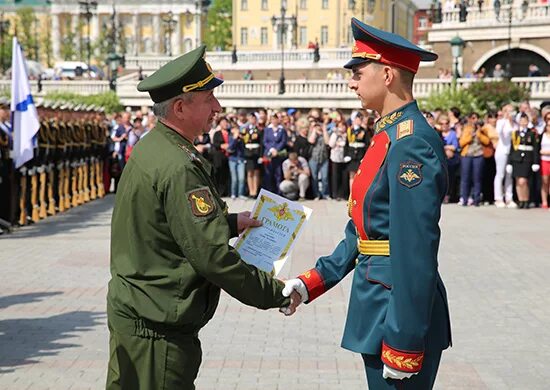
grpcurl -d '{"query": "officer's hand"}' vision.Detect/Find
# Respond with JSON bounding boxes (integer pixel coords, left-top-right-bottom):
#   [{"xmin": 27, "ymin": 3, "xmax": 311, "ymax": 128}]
[
  {"xmin": 236, "ymin": 211, "xmax": 262, "ymax": 234},
  {"xmin": 382, "ymin": 365, "xmax": 417, "ymax": 380},
  {"xmin": 282, "ymin": 278, "xmax": 308, "ymax": 303},
  {"xmin": 506, "ymin": 164, "xmax": 513, "ymax": 174},
  {"xmin": 279, "ymin": 290, "xmax": 302, "ymax": 316},
  {"xmin": 532, "ymin": 164, "xmax": 540, "ymax": 172}
]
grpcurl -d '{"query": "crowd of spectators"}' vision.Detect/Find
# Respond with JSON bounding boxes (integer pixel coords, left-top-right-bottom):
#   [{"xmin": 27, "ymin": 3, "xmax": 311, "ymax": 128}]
[{"xmin": 104, "ymin": 101, "xmax": 550, "ymax": 210}]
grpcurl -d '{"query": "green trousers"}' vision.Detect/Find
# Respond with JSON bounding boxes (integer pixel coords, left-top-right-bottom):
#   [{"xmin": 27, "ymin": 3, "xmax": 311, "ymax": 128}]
[{"xmin": 106, "ymin": 328, "xmax": 202, "ymax": 390}]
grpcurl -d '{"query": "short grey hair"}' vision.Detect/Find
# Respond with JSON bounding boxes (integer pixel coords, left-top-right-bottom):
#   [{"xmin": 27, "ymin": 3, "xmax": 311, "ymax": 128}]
[{"xmin": 152, "ymin": 92, "xmax": 197, "ymax": 119}]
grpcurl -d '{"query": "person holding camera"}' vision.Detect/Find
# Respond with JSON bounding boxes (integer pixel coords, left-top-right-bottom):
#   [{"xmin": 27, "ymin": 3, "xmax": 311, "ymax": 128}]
[
  {"xmin": 228, "ymin": 125, "xmax": 247, "ymax": 200},
  {"xmin": 458, "ymin": 112, "xmax": 491, "ymax": 206},
  {"xmin": 279, "ymin": 151, "xmax": 310, "ymax": 200},
  {"xmin": 308, "ymin": 120, "xmax": 330, "ymax": 200}
]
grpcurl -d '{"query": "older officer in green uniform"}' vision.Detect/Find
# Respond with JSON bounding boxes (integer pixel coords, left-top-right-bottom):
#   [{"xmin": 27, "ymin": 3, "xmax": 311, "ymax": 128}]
[
  {"xmin": 282, "ymin": 19, "xmax": 452, "ymax": 389},
  {"xmin": 106, "ymin": 45, "xmax": 297, "ymax": 390}
]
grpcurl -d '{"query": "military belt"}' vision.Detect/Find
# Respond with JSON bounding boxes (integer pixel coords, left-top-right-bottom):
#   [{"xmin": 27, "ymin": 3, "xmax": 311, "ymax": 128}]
[
  {"xmin": 107, "ymin": 305, "xmax": 199, "ymax": 339},
  {"xmin": 357, "ymin": 239, "xmax": 390, "ymax": 256},
  {"xmin": 517, "ymin": 145, "xmax": 534, "ymax": 151},
  {"xmin": 349, "ymin": 142, "xmax": 366, "ymax": 148}
]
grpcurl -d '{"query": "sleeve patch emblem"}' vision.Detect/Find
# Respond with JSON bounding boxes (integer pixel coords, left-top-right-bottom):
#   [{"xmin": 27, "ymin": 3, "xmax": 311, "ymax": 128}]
[
  {"xmin": 396, "ymin": 120, "xmax": 414, "ymax": 140},
  {"xmin": 398, "ymin": 161, "xmax": 423, "ymax": 188},
  {"xmin": 188, "ymin": 188, "xmax": 216, "ymax": 217}
]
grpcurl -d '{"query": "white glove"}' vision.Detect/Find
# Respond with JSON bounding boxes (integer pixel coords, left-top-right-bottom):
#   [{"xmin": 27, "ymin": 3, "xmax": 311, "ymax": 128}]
[
  {"xmin": 532, "ymin": 164, "xmax": 540, "ymax": 172},
  {"xmin": 282, "ymin": 278, "xmax": 308, "ymax": 303},
  {"xmin": 505, "ymin": 164, "xmax": 513, "ymax": 174},
  {"xmin": 382, "ymin": 364, "xmax": 416, "ymax": 380},
  {"xmin": 343, "ymin": 156, "xmax": 352, "ymax": 163}
]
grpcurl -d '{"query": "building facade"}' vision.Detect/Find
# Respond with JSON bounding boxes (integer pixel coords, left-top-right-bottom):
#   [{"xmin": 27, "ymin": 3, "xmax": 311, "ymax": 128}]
[
  {"xmin": 232, "ymin": 0, "xmax": 417, "ymax": 52},
  {"xmin": 0, "ymin": 0, "xmax": 207, "ymax": 63},
  {"xmin": 423, "ymin": 1, "xmax": 550, "ymax": 78}
]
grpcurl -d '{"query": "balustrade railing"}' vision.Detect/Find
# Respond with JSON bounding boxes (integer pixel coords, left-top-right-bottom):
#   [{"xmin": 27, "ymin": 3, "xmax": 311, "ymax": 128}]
[
  {"xmin": 430, "ymin": 3, "xmax": 550, "ymax": 28},
  {"xmin": 1, "ymin": 77, "xmax": 548, "ymax": 107}
]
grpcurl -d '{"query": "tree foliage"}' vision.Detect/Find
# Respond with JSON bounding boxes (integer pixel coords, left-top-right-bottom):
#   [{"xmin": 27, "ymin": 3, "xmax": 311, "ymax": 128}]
[
  {"xmin": 419, "ymin": 85, "xmax": 485, "ymax": 116},
  {"xmin": 205, "ymin": 0, "xmax": 232, "ymax": 50},
  {"xmin": 419, "ymin": 80, "xmax": 531, "ymax": 115},
  {"xmin": 466, "ymin": 80, "xmax": 530, "ymax": 112},
  {"xmin": 16, "ymin": 7, "xmax": 39, "ymax": 62}
]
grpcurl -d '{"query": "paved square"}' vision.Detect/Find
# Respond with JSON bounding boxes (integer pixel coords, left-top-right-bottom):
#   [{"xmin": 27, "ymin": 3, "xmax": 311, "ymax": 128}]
[{"xmin": 0, "ymin": 196, "xmax": 549, "ymax": 389}]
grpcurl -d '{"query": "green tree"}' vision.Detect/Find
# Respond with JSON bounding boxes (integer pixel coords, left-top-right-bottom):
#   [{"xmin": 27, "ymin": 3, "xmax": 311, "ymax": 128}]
[
  {"xmin": 466, "ymin": 80, "xmax": 530, "ymax": 112},
  {"xmin": 16, "ymin": 7, "xmax": 38, "ymax": 62},
  {"xmin": 0, "ymin": 36, "xmax": 13, "ymax": 73},
  {"xmin": 60, "ymin": 19, "xmax": 77, "ymax": 61},
  {"xmin": 205, "ymin": 0, "xmax": 232, "ymax": 50},
  {"xmin": 41, "ymin": 14, "xmax": 53, "ymax": 67},
  {"xmin": 419, "ymin": 85, "xmax": 485, "ymax": 116}
]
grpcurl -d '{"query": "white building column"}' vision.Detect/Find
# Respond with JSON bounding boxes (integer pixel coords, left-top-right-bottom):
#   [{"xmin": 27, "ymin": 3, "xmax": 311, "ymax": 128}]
[
  {"xmin": 52, "ymin": 13, "xmax": 60, "ymax": 60},
  {"xmin": 195, "ymin": 7, "xmax": 201, "ymax": 48},
  {"xmin": 171, "ymin": 13, "xmax": 180, "ymax": 55},
  {"xmin": 153, "ymin": 13, "xmax": 161, "ymax": 53},
  {"xmin": 133, "ymin": 12, "xmax": 140, "ymax": 56},
  {"xmin": 90, "ymin": 12, "xmax": 99, "ymax": 42}
]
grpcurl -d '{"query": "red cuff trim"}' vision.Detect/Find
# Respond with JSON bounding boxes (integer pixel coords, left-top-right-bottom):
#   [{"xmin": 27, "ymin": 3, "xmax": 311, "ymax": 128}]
[
  {"xmin": 297, "ymin": 268, "xmax": 326, "ymax": 302},
  {"xmin": 381, "ymin": 342, "xmax": 424, "ymax": 373}
]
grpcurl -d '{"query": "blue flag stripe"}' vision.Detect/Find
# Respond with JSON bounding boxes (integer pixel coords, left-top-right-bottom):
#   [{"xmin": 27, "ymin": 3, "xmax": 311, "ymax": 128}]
[{"xmin": 15, "ymin": 94, "xmax": 34, "ymax": 112}]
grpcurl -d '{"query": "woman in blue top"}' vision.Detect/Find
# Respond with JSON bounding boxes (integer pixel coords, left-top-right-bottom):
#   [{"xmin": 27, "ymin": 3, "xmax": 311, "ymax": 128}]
[
  {"xmin": 437, "ymin": 114, "xmax": 460, "ymax": 203},
  {"xmin": 228, "ymin": 125, "xmax": 247, "ymax": 199}
]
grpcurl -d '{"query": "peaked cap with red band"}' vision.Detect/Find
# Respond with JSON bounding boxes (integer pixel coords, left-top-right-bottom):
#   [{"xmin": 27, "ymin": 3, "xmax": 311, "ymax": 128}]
[{"xmin": 344, "ymin": 18, "xmax": 438, "ymax": 74}]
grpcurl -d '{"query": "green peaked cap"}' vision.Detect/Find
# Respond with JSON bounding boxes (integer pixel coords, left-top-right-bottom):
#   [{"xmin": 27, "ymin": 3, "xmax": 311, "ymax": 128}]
[{"xmin": 137, "ymin": 45, "xmax": 223, "ymax": 103}]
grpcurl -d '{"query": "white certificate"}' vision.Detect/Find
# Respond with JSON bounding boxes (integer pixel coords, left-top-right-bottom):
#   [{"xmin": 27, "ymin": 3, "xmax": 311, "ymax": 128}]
[{"xmin": 234, "ymin": 189, "xmax": 312, "ymax": 276}]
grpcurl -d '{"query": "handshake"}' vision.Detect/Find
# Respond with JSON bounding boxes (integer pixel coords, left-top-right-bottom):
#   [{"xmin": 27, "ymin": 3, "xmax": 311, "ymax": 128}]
[{"xmin": 279, "ymin": 279, "xmax": 308, "ymax": 316}]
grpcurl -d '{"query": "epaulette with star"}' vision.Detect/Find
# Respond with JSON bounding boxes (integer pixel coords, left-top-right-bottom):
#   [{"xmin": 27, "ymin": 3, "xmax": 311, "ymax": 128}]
[{"xmin": 396, "ymin": 119, "xmax": 414, "ymax": 140}]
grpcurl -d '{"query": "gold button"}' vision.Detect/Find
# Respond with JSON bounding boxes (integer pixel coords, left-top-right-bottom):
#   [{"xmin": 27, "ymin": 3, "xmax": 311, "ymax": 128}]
[
  {"xmin": 353, "ymin": 199, "xmax": 357, "ymax": 206},
  {"xmin": 357, "ymin": 169, "xmax": 361, "ymax": 175},
  {"xmin": 355, "ymin": 258, "xmax": 359, "ymax": 266}
]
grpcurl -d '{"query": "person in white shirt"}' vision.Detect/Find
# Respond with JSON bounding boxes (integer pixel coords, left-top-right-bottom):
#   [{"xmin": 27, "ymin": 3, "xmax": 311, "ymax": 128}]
[{"xmin": 494, "ymin": 104, "xmax": 517, "ymax": 208}]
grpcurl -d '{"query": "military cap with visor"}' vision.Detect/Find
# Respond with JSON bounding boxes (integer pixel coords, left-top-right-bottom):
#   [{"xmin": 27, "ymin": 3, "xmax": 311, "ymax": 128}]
[
  {"xmin": 137, "ymin": 44, "xmax": 223, "ymax": 103},
  {"xmin": 344, "ymin": 17, "xmax": 438, "ymax": 74}
]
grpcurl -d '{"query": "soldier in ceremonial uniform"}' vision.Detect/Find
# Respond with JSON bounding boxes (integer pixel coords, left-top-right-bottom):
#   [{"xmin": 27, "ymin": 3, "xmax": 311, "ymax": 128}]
[
  {"xmin": 282, "ymin": 18, "xmax": 452, "ymax": 389},
  {"xmin": 506, "ymin": 112, "xmax": 540, "ymax": 209},
  {"xmin": 0, "ymin": 97, "xmax": 12, "ymax": 230},
  {"xmin": 106, "ymin": 45, "xmax": 298, "ymax": 390}
]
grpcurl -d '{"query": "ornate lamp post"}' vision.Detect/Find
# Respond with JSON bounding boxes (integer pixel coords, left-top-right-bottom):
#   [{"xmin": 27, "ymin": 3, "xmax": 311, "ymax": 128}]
[
  {"xmin": 162, "ymin": 11, "xmax": 177, "ymax": 57},
  {"xmin": 0, "ymin": 13, "xmax": 10, "ymax": 74},
  {"xmin": 271, "ymin": 1, "xmax": 296, "ymax": 95},
  {"xmin": 78, "ymin": 1, "xmax": 97, "ymax": 72},
  {"xmin": 450, "ymin": 35, "xmax": 465, "ymax": 80},
  {"xmin": 493, "ymin": 0, "xmax": 528, "ymax": 78}
]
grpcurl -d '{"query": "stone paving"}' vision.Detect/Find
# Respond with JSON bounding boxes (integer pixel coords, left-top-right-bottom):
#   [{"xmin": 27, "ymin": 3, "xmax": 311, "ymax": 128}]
[{"xmin": 0, "ymin": 195, "xmax": 549, "ymax": 389}]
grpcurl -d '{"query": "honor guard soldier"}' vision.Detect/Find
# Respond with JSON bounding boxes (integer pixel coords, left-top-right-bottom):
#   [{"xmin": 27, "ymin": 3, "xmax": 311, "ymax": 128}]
[
  {"xmin": 282, "ymin": 18, "xmax": 452, "ymax": 389},
  {"xmin": 506, "ymin": 112, "xmax": 540, "ymax": 209},
  {"xmin": 0, "ymin": 97, "xmax": 12, "ymax": 229},
  {"xmin": 106, "ymin": 45, "xmax": 298, "ymax": 390},
  {"xmin": 36, "ymin": 99, "xmax": 51, "ymax": 220}
]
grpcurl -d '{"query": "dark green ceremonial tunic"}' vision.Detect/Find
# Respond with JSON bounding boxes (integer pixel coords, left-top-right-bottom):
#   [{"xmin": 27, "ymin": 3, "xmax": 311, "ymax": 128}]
[{"xmin": 106, "ymin": 121, "xmax": 289, "ymax": 390}]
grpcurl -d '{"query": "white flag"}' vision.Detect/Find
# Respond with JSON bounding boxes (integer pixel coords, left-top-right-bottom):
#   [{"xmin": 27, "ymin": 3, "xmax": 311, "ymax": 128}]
[{"xmin": 10, "ymin": 36, "xmax": 40, "ymax": 169}]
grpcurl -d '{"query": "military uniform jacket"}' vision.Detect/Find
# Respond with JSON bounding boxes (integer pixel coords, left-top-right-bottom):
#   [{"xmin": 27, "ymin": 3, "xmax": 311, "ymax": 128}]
[
  {"xmin": 298, "ymin": 101, "xmax": 452, "ymax": 373},
  {"xmin": 508, "ymin": 128, "xmax": 540, "ymax": 165},
  {"xmin": 107, "ymin": 122, "xmax": 288, "ymax": 336}
]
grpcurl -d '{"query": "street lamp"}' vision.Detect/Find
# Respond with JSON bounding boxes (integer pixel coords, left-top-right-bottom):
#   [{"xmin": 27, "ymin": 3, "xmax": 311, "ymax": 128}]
[
  {"xmin": 493, "ymin": 0, "xmax": 528, "ymax": 78},
  {"xmin": 34, "ymin": 17, "xmax": 39, "ymax": 62},
  {"xmin": 78, "ymin": 0, "xmax": 98, "ymax": 73},
  {"xmin": 162, "ymin": 11, "xmax": 177, "ymax": 57},
  {"xmin": 0, "ymin": 13, "xmax": 10, "ymax": 74},
  {"xmin": 107, "ymin": 52, "xmax": 122, "ymax": 92},
  {"xmin": 271, "ymin": 1, "xmax": 296, "ymax": 95},
  {"xmin": 450, "ymin": 35, "xmax": 465, "ymax": 80}
]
